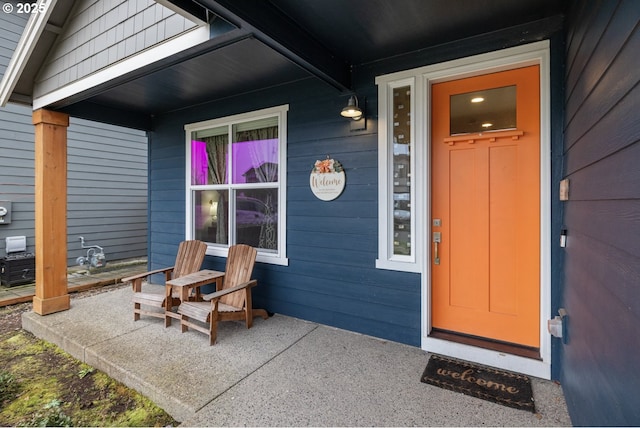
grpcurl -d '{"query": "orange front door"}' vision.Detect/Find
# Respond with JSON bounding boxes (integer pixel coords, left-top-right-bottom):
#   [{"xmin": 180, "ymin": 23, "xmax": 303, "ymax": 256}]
[{"xmin": 431, "ymin": 65, "xmax": 540, "ymax": 348}]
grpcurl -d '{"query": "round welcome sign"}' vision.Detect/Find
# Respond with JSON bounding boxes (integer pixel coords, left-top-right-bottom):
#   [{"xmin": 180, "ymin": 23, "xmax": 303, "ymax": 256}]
[{"xmin": 310, "ymin": 158, "xmax": 346, "ymax": 201}]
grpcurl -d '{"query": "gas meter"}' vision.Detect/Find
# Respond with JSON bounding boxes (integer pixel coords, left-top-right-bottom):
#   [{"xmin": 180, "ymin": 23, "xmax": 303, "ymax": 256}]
[{"xmin": 76, "ymin": 236, "xmax": 107, "ymax": 268}]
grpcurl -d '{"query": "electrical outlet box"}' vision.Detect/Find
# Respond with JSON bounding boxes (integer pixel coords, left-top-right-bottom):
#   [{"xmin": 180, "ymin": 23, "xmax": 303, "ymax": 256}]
[{"xmin": 548, "ymin": 316, "xmax": 563, "ymax": 338}]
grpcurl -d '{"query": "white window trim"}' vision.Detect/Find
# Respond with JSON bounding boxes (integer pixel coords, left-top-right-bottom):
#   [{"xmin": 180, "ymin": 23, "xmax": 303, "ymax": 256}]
[
  {"xmin": 375, "ymin": 77, "xmax": 424, "ymax": 273},
  {"xmin": 376, "ymin": 40, "xmax": 552, "ymax": 379},
  {"xmin": 184, "ymin": 104, "xmax": 289, "ymax": 266}
]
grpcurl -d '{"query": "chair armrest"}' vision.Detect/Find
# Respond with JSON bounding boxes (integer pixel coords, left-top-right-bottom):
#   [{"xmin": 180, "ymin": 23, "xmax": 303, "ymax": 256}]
[
  {"xmin": 122, "ymin": 266, "xmax": 174, "ymax": 283},
  {"xmin": 202, "ymin": 280, "xmax": 258, "ymax": 301}
]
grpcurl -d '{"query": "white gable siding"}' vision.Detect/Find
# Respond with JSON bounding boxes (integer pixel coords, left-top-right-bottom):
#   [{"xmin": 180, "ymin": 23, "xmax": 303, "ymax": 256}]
[
  {"xmin": 0, "ymin": 13, "xmax": 27, "ymax": 69},
  {"xmin": 35, "ymin": 0, "xmax": 198, "ymax": 97}
]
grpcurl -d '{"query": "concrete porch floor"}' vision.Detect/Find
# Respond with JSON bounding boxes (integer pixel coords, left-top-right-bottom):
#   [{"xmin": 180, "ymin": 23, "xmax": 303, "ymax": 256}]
[{"xmin": 18, "ymin": 276, "xmax": 572, "ymax": 427}]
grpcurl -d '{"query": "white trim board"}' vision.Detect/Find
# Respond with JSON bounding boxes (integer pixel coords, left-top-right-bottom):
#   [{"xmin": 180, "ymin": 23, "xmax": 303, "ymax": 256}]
[{"xmin": 380, "ymin": 40, "xmax": 552, "ymax": 379}]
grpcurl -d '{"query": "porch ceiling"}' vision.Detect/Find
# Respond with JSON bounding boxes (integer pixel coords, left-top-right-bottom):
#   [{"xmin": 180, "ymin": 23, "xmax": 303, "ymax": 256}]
[
  {"xmin": 62, "ymin": 37, "xmax": 310, "ymax": 117},
  {"xmin": 37, "ymin": 0, "xmax": 568, "ymax": 129}
]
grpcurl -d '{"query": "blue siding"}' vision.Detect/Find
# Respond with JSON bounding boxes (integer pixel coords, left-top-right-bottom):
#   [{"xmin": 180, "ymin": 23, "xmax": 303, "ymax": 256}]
[
  {"xmin": 147, "ymin": 22, "xmax": 567, "ymax": 348},
  {"xmin": 148, "ymin": 79, "xmax": 422, "ymax": 345},
  {"xmin": 549, "ymin": 31, "xmax": 569, "ymax": 382},
  {"xmin": 561, "ymin": 0, "xmax": 640, "ymax": 425}
]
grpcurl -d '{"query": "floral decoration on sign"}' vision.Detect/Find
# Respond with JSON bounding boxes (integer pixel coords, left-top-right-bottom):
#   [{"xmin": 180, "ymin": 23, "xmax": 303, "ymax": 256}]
[
  {"xmin": 313, "ymin": 158, "xmax": 344, "ymax": 174},
  {"xmin": 310, "ymin": 157, "xmax": 346, "ymax": 201}
]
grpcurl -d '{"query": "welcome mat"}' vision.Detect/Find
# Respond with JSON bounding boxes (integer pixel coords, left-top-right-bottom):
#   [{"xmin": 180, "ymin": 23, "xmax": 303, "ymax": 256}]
[{"xmin": 421, "ymin": 354, "xmax": 535, "ymax": 412}]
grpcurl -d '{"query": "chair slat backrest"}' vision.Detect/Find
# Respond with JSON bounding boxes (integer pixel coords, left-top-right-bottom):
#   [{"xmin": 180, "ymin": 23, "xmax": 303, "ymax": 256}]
[
  {"xmin": 220, "ymin": 244, "xmax": 257, "ymax": 309},
  {"xmin": 172, "ymin": 240, "xmax": 208, "ymax": 279}
]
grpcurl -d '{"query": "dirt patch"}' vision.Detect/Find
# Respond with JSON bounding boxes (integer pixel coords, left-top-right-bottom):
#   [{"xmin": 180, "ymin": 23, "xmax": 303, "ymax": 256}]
[
  {"xmin": 0, "ymin": 301, "xmax": 27, "ymax": 334},
  {"xmin": 0, "ymin": 285, "xmax": 178, "ymax": 427}
]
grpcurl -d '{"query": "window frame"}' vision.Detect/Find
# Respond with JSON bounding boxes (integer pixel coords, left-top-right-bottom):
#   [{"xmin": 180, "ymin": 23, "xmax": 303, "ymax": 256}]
[
  {"xmin": 184, "ymin": 105, "xmax": 289, "ymax": 266},
  {"xmin": 375, "ymin": 75, "xmax": 424, "ymax": 273}
]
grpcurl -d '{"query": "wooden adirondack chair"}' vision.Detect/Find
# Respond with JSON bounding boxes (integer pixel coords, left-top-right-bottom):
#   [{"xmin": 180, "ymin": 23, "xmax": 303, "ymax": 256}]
[
  {"xmin": 123, "ymin": 240, "xmax": 207, "ymax": 325},
  {"xmin": 177, "ymin": 244, "xmax": 268, "ymax": 345}
]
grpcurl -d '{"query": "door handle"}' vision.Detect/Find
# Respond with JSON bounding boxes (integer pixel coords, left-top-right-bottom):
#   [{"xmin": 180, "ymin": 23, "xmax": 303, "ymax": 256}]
[{"xmin": 433, "ymin": 232, "xmax": 441, "ymax": 265}]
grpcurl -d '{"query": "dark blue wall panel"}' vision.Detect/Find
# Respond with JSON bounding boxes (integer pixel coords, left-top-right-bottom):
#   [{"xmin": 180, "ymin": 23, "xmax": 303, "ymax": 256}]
[
  {"xmin": 561, "ymin": 0, "xmax": 640, "ymax": 425},
  {"xmin": 147, "ymin": 77, "xmax": 422, "ymax": 345},
  {"xmin": 146, "ymin": 21, "xmax": 566, "ymax": 349}
]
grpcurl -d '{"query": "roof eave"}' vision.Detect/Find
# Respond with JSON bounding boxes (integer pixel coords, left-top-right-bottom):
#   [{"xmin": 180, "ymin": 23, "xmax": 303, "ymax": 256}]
[{"xmin": 0, "ymin": 0, "xmax": 58, "ymax": 107}]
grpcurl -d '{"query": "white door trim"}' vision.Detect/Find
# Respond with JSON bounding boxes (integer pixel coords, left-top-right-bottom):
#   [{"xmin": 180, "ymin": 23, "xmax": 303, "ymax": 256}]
[{"xmin": 420, "ymin": 41, "xmax": 552, "ymax": 379}]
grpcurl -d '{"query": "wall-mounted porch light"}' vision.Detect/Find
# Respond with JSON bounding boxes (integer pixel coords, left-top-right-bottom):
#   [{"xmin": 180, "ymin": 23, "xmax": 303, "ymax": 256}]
[
  {"xmin": 340, "ymin": 95, "xmax": 366, "ymax": 131},
  {"xmin": 341, "ymin": 95, "xmax": 362, "ymax": 120}
]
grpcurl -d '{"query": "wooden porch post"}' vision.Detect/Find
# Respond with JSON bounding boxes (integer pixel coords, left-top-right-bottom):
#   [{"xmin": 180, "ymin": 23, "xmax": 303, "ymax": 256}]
[{"xmin": 32, "ymin": 109, "xmax": 70, "ymax": 315}]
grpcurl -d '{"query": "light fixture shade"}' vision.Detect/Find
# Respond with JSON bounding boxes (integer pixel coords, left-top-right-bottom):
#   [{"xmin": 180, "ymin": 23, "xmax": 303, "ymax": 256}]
[
  {"xmin": 341, "ymin": 95, "xmax": 363, "ymax": 120},
  {"xmin": 209, "ymin": 200, "xmax": 218, "ymax": 220}
]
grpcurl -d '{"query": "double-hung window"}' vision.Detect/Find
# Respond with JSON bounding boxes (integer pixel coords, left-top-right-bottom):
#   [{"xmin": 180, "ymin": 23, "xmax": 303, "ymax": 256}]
[{"xmin": 185, "ymin": 105, "xmax": 288, "ymax": 265}]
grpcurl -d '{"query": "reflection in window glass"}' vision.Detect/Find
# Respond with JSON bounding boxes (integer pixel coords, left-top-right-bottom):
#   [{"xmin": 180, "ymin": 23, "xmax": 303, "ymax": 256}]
[
  {"xmin": 450, "ymin": 85, "xmax": 516, "ymax": 135},
  {"xmin": 232, "ymin": 117, "xmax": 278, "ymax": 184},
  {"xmin": 393, "ymin": 85, "xmax": 412, "ymax": 256},
  {"xmin": 191, "ymin": 126, "xmax": 228, "ymax": 185},
  {"xmin": 236, "ymin": 188, "xmax": 278, "ymax": 252},
  {"xmin": 193, "ymin": 189, "xmax": 229, "ymax": 245}
]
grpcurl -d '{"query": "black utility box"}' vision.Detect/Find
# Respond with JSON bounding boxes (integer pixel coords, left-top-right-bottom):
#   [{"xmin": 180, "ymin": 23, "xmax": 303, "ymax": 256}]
[{"xmin": 0, "ymin": 253, "xmax": 36, "ymax": 287}]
